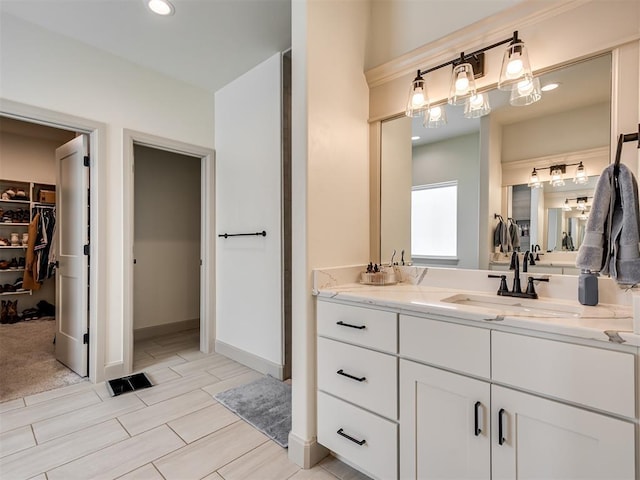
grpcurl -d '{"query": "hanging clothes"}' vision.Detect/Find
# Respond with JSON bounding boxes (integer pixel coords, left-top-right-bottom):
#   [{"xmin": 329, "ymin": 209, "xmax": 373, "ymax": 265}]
[
  {"xmin": 23, "ymin": 212, "xmax": 41, "ymax": 291},
  {"xmin": 576, "ymin": 163, "xmax": 640, "ymax": 286}
]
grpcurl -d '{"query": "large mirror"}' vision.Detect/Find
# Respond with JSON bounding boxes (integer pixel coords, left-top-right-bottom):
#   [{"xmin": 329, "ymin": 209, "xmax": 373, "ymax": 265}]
[{"xmin": 380, "ymin": 53, "xmax": 611, "ymax": 270}]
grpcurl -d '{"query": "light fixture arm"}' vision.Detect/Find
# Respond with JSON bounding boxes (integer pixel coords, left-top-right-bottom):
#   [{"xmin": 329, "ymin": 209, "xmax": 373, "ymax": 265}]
[{"xmin": 415, "ymin": 32, "xmax": 517, "ymax": 78}]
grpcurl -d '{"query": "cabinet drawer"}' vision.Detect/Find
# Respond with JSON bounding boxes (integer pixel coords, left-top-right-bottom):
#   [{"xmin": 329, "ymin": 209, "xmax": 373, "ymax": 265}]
[
  {"xmin": 318, "ymin": 337, "xmax": 397, "ymax": 420},
  {"xmin": 318, "ymin": 391, "xmax": 397, "ymax": 480},
  {"xmin": 492, "ymin": 331, "xmax": 636, "ymax": 418},
  {"xmin": 317, "ymin": 301, "xmax": 397, "ymax": 353},
  {"xmin": 400, "ymin": 315, "xmax": 490, "ymax": 379}
]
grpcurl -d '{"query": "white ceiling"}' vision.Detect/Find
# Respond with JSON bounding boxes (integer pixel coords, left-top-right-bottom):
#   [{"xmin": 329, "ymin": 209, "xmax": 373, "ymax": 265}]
[{"xmin": 0, "ymin": 0, "xmax": 292, "ymax": 94}]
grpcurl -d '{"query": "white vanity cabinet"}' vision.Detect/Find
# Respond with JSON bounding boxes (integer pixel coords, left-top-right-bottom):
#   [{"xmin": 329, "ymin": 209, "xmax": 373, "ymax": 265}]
[
  {"xmin": 316, "ymin": 300, "xmax": 398, "ymax": 480},
  {"xmin": 317, "ymin": 299, "xmax": 638, "ymax": 480}
]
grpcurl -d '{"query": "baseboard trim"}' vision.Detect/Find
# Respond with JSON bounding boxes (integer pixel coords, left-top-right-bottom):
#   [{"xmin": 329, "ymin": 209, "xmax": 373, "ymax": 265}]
[
  {"xmin": 215, "ymin": 340, "xmax": 283, "ymax": 380},
  {"xmin": 133, "ymin": 319, "xmax": 199, "ymax": 341},
  {"xmin": 288, "ymin": 432, "xmax": 329, "ymax": 469}
]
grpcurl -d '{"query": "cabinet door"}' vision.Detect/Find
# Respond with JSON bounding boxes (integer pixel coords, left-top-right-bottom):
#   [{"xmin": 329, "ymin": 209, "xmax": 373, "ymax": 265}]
[
  {"xmin": 400, "ymin": 359, "xmax": 490, "ymax": 480},
  {"xmin": 492, "ymin": 385, "xmax": 635, "ymax": 480}
]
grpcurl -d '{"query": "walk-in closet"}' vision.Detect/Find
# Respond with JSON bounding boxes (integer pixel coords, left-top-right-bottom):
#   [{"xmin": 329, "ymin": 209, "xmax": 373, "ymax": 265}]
[{"xmin": 0, "ymin": 117, "xmax": 84, "ymax": 401}]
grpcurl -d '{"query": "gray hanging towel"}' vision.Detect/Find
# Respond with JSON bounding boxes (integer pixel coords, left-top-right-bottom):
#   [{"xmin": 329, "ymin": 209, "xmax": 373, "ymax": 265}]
[
  {"xmin": 576, "ymin": 163, "xmax": 640, "ymax": 286},
  {"xmin": 509, "ymin": 220, "xmax": 520, "ymax": 250}
]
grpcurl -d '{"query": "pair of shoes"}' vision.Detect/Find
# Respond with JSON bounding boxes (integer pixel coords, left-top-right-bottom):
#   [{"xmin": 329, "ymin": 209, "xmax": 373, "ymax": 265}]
[
  {"xmin": 2, "ymin": 284, "xmax": 16, "ymax": 293},
  {"xmin": 21, "ymin": 307, "xmax": 40, "ymax": 320},
  {"xmin": 0, "ymin": 260, "xmax": 9, "ymax": 269},
  {"xmin": 8, "ymin": 258, "xmax": 18, "ymax": 269},
  {"xmin": 0, "ymin": 300, "xmax": 19, "ymax": 324},
  {"xmin": 17, "ymin": 257, "xmax": 25, "ymax": 269},
  {"xmin": 1, "ymin": 209, "xmax": 29, "ymax": 223},
  {"xmin": 0, "ymin": 238, "xmax": 9, "ymax": 247}
]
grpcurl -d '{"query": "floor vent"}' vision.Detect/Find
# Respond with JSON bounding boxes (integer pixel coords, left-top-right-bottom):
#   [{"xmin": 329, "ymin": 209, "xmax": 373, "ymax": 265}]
[{"xmin": 107, "ymin": 372, "xmax": 153, "ymax": 397}]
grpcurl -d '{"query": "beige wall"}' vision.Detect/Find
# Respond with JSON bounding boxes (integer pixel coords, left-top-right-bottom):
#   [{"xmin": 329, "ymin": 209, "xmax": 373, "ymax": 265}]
[
  {"xmin": 290, "ymin": 0, "xmax": 371, "ymax": 467},
  {"xmin": 133, "ymin": 145, "xmax": 200, "ymax": 331}
]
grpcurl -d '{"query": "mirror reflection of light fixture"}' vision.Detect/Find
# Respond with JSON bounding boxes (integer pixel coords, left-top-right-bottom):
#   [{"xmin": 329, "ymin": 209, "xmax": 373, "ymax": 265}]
[
  {"xmin": 510, "ymin": 77, "xmax": 542, "ymax": 106},
  {"xmin": 498, "ymin": 31, "xmax": 533, "ymax": 91},
  {"xmin": 406, "ymin": 70, "xmax": 429, "ymax": 117},
  {"xmin": 423, "ymin": 105, "xmax": 448, "ymax": 128},
  {"xmin": 562, "ymin": 199, "xmax": 572, "ymax": 211},
  {"xmin": 464, "ymin": 92, "xmax": 491, "ymax": 118},
  {"xmin": 449, "ymin": 55, "xmax": 477, "ymax": 106},
  {"xmin": 574, "ymin": 162, "xmax": 588, "ymax": 184},
  {"xmin": 550, "ymin": 165, "xmax": 566, "ymax": 187},
  {"xmin": 528, "ymin": 168, "xmax": 542, "ymax": 188},
  {"xmin": 576, "ymin": 197, "xmax": 588, "ymax": 211}
]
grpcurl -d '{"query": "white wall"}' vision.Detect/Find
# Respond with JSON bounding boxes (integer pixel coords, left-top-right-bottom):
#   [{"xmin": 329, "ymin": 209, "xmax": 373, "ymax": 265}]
[
  {"xmin": 412, "ymin": 133, "xmax": 480, "ymax": 268},
  {"xmin": 289, "ymin": 0, "xmax": 370, "ymax": 468},
  {"xmin": 214, "ymin": 53, "xmax": 283, "ymax": 372},
  {"xmin": 133, "ymin": 146, "xmax": 200, "ymax": 331},
  {"xmin": 0, "ymin": 13, "xmax": 214, "ymax": 380}
]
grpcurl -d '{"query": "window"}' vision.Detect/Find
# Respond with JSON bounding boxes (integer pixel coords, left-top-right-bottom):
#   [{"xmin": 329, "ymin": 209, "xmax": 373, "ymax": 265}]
[{"xmin": 411, "ymin": 181, "xmax": 457, "ymax": 258}]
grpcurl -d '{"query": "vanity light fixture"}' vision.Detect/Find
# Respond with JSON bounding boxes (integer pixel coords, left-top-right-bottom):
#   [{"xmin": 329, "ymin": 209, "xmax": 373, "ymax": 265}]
[
  {"xmin": 562, "ymin": 199, "xmax": 572, "ymax": 211},
  {"xmin": 405, "ymin": 30, "xmax": 540, "ymax": 126},
  {"xmin": 147, "ymin": 0, "xmax": 175, "ymax": 15},
  {"xmin": 406, "ymin": 71, "xmax": 429, "ymax": 117},
  {"xmin": 574, "ymin": 162, "xmax": 588, "ymax": 184},
  {"xmin": 510, "ymin": 77, "xmax": 542, "ymax": 106},
  {"xmin": 464, "ymin": 92, "xmax": 491, "ymax": 118},
  {"xmin": 529, "ymin": 162, "xmax": 589, "ymax": 189},
  {"xmin": 576, "ymin": 197, "xmax": 588, "ymax": 211},
  {"xmin": 448, "ymin": 54, "xmax": 478, "ymax": 106},
  {"xmin": 423, "ymin": 105, "xmax": 448, "ymax": 128},
  {"xmin": 498, "ymin": 31, "xmax": 533, "ymax": 91},
  {"xmin": 528, "ymin": 168, "xmax": 542, "ymax": 188},
  {"xmin": 550, "ymin": 165, "xmax": 566, "ymax": 187},
  {"xmin": 411, "ymin": 136, "xmax": 421, "ymax": 141}
]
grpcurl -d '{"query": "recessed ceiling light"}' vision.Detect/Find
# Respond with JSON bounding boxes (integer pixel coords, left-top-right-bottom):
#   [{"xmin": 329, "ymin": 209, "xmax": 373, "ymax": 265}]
[
  {"xmin": 411, "ymin": 136, "xmax": 420, "ymax": 141},
  {"xmin": 541, "ymin": 82, "xmax": 560, "ymax": 92},
  {"xmin": 147, "ymin": 0, "xmax": 175, "ymax": 16}
]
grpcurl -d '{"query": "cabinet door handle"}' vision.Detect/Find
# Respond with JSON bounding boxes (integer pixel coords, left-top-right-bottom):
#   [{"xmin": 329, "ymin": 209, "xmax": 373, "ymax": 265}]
[
  {"xmin": 337, "ymin": 428, "xmax": 366, "ymax": 446},
  {"xmin": 336, "ymin": 321, "xmax": 366, "ymax": 330},
  {"xmin": 498, "ymin": 408, "xmax": 506, "ymax": 445},
  {"xmin": 336, "ymin": 369, "xmax": 366, "ymax": 382},
  {"xmin": 474, "ymin": 401, "xmax": 482, "ymax": 436}
]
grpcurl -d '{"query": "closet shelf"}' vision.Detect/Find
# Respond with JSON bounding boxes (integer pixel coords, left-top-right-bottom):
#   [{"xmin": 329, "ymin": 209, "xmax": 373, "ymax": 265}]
[
  {"xmin": 0, "ymin": 290, "xmax": 30, "ymax": 296},
  {"xmin": 0, "ymin": 223, "xmax": 29, "ymax": 226},
  {"xmin": 0, "ymin": 199, "xmax": 30, "ymax": 205},
  {"xmin": 0, "ymin": 246, "xmax": 27, "ymax": 249},
  {"xmin": 0, "ymin": 268, "xmax": 25, "ymax": 273}
]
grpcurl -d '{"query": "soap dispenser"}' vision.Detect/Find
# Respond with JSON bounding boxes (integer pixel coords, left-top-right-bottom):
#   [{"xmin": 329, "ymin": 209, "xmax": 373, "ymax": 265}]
[{"xmin": 578, "ymin": 270, "xmax": 598, "ymax": 306}]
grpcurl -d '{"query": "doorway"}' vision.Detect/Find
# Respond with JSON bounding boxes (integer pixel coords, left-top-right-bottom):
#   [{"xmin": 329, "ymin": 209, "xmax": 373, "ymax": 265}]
[
  {"xmin": 0, "ymin": 116, "xmax": 90, "ymax": 401},
  {"xmin": 132, "ymin": 145, "xmax": 202, "ymax": 369}
]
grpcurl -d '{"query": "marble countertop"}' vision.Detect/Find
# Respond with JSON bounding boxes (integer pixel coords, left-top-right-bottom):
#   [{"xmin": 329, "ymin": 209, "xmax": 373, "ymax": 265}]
[{"xmin": 315, "ymin": 280, "xmax": 640, "ymax": 348}]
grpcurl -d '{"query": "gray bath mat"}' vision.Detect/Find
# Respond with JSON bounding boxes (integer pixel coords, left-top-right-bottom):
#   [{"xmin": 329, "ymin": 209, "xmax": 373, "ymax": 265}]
[{"xmin": 214, "ymin": 375, "xmax": 291, "ymax": 448}]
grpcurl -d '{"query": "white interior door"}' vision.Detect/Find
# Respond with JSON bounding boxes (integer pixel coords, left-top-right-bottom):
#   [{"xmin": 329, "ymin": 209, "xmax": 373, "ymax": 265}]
[{"xmin": 55, "ymin": 135, "xmax": 89, "ymax": 376}]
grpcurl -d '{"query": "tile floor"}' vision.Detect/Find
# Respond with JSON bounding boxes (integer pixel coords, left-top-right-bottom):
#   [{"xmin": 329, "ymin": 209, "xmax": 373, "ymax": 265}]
[{"xmin": 0, "ymin": 329, "xmax": 371, "ymax": 480}]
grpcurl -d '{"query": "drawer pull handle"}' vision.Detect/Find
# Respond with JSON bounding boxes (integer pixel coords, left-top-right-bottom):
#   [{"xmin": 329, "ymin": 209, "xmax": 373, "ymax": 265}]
[
  {"xmin": 498, "ymin": 408, "xmax": 506, "ymax": 445},
  {"xmin": 337, "ymin": 428, "xmax": 366, "ymax": 446},
  {"xmin": 474, "ymin": 401, "xmax": 482, "ymax": 436},
  {"xmin": 336, "ymin": 321, "xmax": 366, "ymax": 330},
  {"xmin": 336, "ymin": 369, "xmax": 366, "ymax": 382}
]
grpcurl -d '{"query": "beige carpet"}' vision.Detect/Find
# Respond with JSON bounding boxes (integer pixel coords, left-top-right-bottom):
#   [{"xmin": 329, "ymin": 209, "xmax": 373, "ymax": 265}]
[{"xmin": 0, "ymin": 318, "xmax": 86, "ymax": 403}]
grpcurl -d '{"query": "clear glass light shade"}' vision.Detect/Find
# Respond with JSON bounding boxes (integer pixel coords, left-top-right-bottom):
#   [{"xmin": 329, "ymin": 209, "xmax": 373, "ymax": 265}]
[
  {"xmin": 510, "ymin": 77, "xmax": 542, "ymax": 106},
  {"xmin": 562, "ymin": 200, "xmax": 572, "ymax": 211},
  {"xmin": 499, "ymin": 41, "xmax": 533, "ymax": 91},
  {"xmin": 448, "ymin": 63, "xmax": 476, "ymax": 106},
  {"xmin": 423, "ymin": 105, "xmax": 447, "ymax": 128},
  {"xmin": 574, "ymin": 162, "xmax": 588, "ymax": 184},
  {"xmin": 528, "ymin": 169, "xmax": 542, "ymax": 188},
  {"xmin": 576, "ymin": 199, "xmax": 587, "ymax": 211},
  {"xmin": 550, "ymin": 166, "xmax": 566, "ymax": 187},
  {"xmin": 406, "ymin": 73, "xmax": 429, "ymax": 117},
  {"xmin": 463, "ymin": 93, "xmax": 491, "ymax": 118}
]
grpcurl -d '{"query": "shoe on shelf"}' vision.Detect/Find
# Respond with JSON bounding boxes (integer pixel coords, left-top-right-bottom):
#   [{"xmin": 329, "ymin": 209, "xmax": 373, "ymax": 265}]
[
  {"xmin": 14, "ymin": 189, "xmax": 28, "ymax": 201},
  {"xmin": 8, "ymin": 258, "xmax": 18, "ymax": 269},
  {"xmin": 17, "ymin": 257, "xmax": 25, "ymax": 269},
  {"xmin": 0, "ymin": 260, "xmax": 9, "ymax": 270}
]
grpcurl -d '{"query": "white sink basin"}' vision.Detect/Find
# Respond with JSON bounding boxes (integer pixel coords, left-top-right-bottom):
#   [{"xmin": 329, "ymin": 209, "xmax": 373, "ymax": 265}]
[{"xmin": 441, "ymin": 293, "xmax": 582, "ymax": 318}]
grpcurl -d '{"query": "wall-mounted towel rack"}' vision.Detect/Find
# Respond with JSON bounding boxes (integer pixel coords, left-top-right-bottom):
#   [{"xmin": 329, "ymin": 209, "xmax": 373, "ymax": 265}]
[{"xmin": 218, "ymin": 230, "xmax": 267, "ymax": 239}]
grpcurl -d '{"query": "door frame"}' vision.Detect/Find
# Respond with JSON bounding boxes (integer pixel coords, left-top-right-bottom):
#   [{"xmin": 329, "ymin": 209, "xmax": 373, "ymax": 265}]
[
  {"xmin": 0, "ymin": 98, "xmax": 106, "ymax": 383},
  {"xmin": 123, "ymin": 129, "xmax": 215, "ymax": 373}
]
